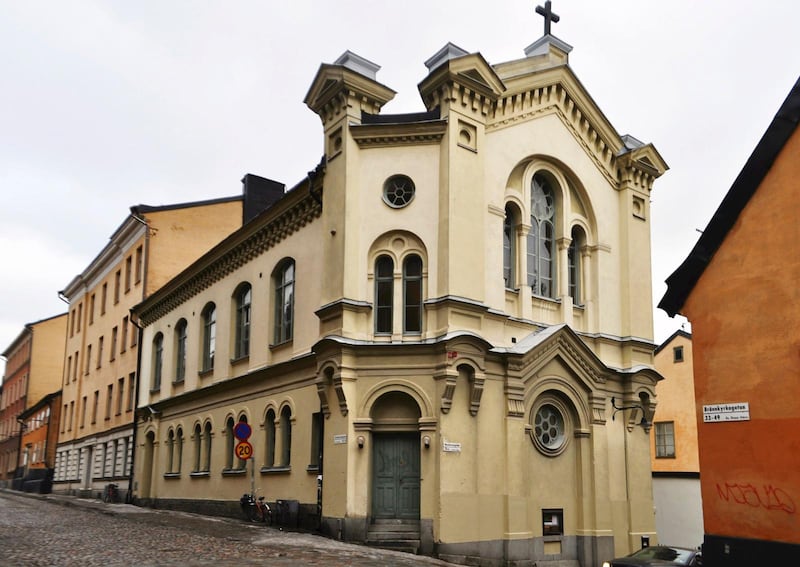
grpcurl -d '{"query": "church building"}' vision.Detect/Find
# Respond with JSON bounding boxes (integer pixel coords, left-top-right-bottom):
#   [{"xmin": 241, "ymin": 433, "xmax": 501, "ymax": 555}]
[{"xmin": 132, "ymin": 6, "xmax": 667, "ymax": 566}]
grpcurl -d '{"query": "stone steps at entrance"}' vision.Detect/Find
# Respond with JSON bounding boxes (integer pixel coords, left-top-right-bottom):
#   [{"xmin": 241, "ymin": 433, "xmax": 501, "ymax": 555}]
[{"xmin": 366, "ymin": 519, "xmax": 420, "ymax": 555}]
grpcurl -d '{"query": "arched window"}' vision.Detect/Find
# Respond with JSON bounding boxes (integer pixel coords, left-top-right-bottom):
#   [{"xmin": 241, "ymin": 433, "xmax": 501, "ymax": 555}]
[
  {"xmin": 527, "ymin": 174, "xmax": 556, "ymax": 298},
  {"xmin": 375, "ymin": 256, "xmax": 394, "ymax": 334},
  {"xmin": 201, "ymin": 303, "xmax": 216, "ymax": 372},
  {"xmin": 265, "ymin": 409, "xmax": 276, "ymax": 468},
  {"xmin": 174, "ymin": 427, "xmax": 183, "ymax": 474},
  {"xmin": 166, "ymin": 429, "xmax": 175, "ymax": 473},
  {"xmin": 568, "ymin": 226, "xmax": 585, "ymax": 306},
  {"xmin": 403, "ymin": 255, "xmax": 423, "ymax": 334},
  {"xmin": 152, "ymin": 333, "xmax": 163, "ymax": 391},
  {"xmin": 193, "ymin": 424, "xmax": 202, "ymax": 472},
  {"xmin": 503, "ymin": 205, "xmax": 517, "ymax": 288},
  {"xmin": 273, "ymin": 261, "xmax": 295, "ymax": 344},
  {"xmin": 203, "ymin": 422, "xmax": 212, "ymax": 472},
  {"xmin": 174, "ymin": 319, "xmax": 187, "ymax": 383},
  {"xmin": 280, "ymin": 406, "xmax": 292, "ymax": 467},
  {"xmin": 225, "ymin": 417, "xmax": 235, "ymax": 470},
  {"xmin": 234, "ymin": 284, "xmax": 252, "ymax": 359}
]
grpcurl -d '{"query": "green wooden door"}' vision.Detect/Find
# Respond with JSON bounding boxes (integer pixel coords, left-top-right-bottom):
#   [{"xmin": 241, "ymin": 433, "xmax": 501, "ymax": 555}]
[{"xmin": 372, "ymin": 434, "xmax": 420, "ymax": 519}]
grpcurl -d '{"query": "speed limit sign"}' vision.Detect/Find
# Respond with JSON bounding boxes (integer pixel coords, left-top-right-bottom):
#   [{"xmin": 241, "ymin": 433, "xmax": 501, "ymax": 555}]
[{"xmin": 235, "ymin": 441, "xmax": 253, "ymax": 460}]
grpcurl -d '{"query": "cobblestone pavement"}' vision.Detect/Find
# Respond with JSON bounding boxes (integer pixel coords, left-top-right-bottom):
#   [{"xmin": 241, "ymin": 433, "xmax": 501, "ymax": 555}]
[{"xmin": 0, "ymin": 490, "xmax": 457, "ymax": 567}]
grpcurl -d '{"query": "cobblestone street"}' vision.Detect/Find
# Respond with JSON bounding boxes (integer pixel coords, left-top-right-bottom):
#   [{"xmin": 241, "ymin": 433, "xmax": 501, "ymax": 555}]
[{"xmin": 0, "ymin": 491, "xmax": 456, "ymax": 567}]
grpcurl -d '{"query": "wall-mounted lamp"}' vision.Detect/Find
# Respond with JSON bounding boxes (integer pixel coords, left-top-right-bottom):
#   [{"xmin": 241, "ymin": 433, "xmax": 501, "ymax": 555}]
[
  {"xmin": 423, "ymin": 435, "xmax": 431, "ymax": 449},
  {"xmin": 357, "ymin": 435, "xmax": 365, "ymax": 449},
  {"xmin": 610, "ymin": 397, "xmax": 651, "ymax": 428}
]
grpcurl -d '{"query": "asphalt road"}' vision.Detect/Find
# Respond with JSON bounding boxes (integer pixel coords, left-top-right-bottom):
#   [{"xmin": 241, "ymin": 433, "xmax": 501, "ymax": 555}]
[{"xmin": 0, "ymin": 490, "xmax": 456, "ymax": 567}]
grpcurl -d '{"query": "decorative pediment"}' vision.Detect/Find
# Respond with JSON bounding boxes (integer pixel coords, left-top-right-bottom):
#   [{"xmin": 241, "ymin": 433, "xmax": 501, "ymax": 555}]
[
  {"xmin": 418, "ymin": 51, "xmax": 506, "ymax": 113},
  {"xmin": 304, "ymin": 61, "xmax": 396, "ymax": 124}
]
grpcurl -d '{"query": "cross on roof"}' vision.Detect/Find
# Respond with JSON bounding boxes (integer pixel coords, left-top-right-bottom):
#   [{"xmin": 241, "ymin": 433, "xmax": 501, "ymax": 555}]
[{"xmin": 535, "ymin": 1, "xmax": 560, "ymax": 36}]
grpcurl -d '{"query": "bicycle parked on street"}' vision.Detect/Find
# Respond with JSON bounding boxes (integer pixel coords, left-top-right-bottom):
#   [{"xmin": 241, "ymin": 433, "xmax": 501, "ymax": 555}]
[{"xmin": 240, "ymin": 492, "xmax": 271, "ymax": 525}]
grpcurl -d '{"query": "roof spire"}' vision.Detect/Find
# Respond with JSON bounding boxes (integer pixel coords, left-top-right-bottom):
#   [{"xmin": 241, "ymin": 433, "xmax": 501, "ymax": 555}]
[{"xmin": 535, "ymin": 1, "xmax": 560, "ymax": 36}]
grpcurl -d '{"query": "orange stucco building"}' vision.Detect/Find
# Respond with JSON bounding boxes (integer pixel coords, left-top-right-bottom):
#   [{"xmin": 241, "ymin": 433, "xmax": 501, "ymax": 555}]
[
  {"xmin": 660, "ymin": 77, "xmax": 800, "ymax": 565},
  {"xmin": 651, "ymin": 330, "xmax": 703, "ymax": 548}
]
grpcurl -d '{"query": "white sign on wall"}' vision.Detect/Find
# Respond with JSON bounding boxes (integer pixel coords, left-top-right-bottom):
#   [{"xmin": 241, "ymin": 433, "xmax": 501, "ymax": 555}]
[
  {"xmin": 442, "ymin": 441, "xmax": 461, "ymax": 453},
  {"xmin": 703, "ymin": 402, "xmax": 750, "ymax": 423},
  {"xmin": 333, "ymin": 434, "xmax": 348, "ymax": 444}
]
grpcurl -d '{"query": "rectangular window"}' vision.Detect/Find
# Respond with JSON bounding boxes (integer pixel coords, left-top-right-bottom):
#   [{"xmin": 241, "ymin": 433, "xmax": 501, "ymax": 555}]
[
  {"xmin": 68, "ymin": 401, "xmax": 74, "ymax": 431},
  {"xmin": 62, "ymin": 404, "xmax": 68, "ymax": 433},
  {"xmin": 131, "ymin": 320, "xmax": 138, "ymax": 347},
  {"xmin": 97, "ymin": 336, "xmax": 104, "ymax": 368},
  {"xmin": 73, "ymin": 351, "xmax": 79, "ymax": 381},
  {"xmin": 542, "ymin": 509, "xmax": 563, "ymax": 536},
  {"xmin": 117, "ymin": 378, "xmax": 124, "ymax": 415},
  {"xmin": 125, "ymin": 256, "xmax": 132, "ymax": 292},
  {"xmin": 127, "ymin": 372, "xmax": 135, "ymax": 412},
  {"xmin": 66, "ymin": 356, "xmax": 72, "ymax": 385},
  {"xmin": 114, "ymin": 270, "xmax": 121, "ymax": 304},
  {"xmin": 655, "ymin": 421, "xmax": 676, "ymax": 458},
  {"xmin": 101, "ymin": 283, "xmax": 107, "ymax": 315},
  {"xmin": 121, "ymin": 317, "xmax": 128, "ymax": 353},
  {"xmin": 92, "ymin": 391, "xmax": 99, "ymax": 424},
  {"xmin": 85, "ymin": 344, "xmax": 92, "ymax": 375},
  {"xmin": 110, "ymin": 326, "xmax": 118, "ymax": 361},
  {"xmin": 673, "ymin": 346, "xmax": 684, "ymax": 363},
  {"xmin": 70, "ymin": 309, "xmax": 75, "ymax": 337},
  {"xmin": 77, "ymin": 303, "xmax": 82, "ymax": 332},
  {"xmin": 80, "ymin": 396, "xmax": 87, "ymax": 428},
  {"xmin": 135, "ymin": 245, "xmax": 143, "ymax": 283},
  {"xmin": 89, "ymin": 294, "xmax": 96, "ymax": 325},
  {"xmin": 106, "ymin": 384, "xmax": 113, "ymax": 420}
]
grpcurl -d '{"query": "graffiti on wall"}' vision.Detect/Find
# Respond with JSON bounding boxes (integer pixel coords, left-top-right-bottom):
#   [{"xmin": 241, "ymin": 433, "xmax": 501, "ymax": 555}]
[{"xmin": 716, "ymin": 481, "xmax": 796, "ymax": 514}]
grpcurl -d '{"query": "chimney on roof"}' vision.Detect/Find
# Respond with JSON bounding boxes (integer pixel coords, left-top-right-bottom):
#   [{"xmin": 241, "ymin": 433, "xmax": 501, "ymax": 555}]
[{"xmin": 241, "ymin": 174, "xmax": 285, "ymax": 224}]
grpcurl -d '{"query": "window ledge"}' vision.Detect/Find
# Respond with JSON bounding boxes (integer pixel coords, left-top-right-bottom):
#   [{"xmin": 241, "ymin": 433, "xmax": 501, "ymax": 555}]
[
  {"xmin": 198, "ymin": 368, "xmax": 213, "ymax": 378},
  {"xmin": 306, "ymin": 465, "xmax": 320, "ymax": 474},
  {"xmin": 172, "ymin": 379, "xmax": 185, "ymax": 386},
  {"xmin": 269, "ymin": 339, "xmax": 293, "ymax": 351},
  {"xmin": 222, "ymin": 468, "xmax": 248, "ymax": 477},
  {"xmin": 189, "ymin": 471, "xmax": 210, "ymax": 478},
  {"xmin": 230, "ymin": 355, "xmax": 250, "ymax": 365},
  {"xmin": 260, "ymin": 466, "xmax": 291, "ymax": 475},
  {"xmin": 163, "ymin": 472, "xmax": 181, "ymax": 480}
]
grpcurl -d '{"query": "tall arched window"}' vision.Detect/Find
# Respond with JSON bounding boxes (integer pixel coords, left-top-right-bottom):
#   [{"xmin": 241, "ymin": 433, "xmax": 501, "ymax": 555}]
[
  {"xmin": 503, "ymin": 205, "xmax": 517, "ymax": 288},
  {"xmin": 166, "ymin": 429, "xmax": 175, "ymax": 473},
  {"xmin": 264, "ymin": 409, "xmax": 276, "ymax": 468},
  {"xmin": 568, "ymin": 226, "xmax": 585, "ymax": 306},
  {"xmin": 152, "ymin": 333, "xmax": 163, "ymax": 391},
  {"xmin": 225, "ymin": 417, "xmax": 235, "ymax": 470},
  {"xmin": 280, "ymin": 406, "xmax": 292, "ymax": 467},
  {"xmin": 201, "ymin": 303, "xmax": 216, "ymax": 372},
  {"xmin": 202, "ymin": 422, "xmax": 212, "ymax": 472},
  {"xmin": 234, "ymin": 284, "xmax": 252, "ymax": 359},
  {"xmin": 193, "ymin": 424, "xmax": 202, "ymax": 472},
  {"xmin": 174, "ymin": 319, "xmax": 187, "ymax": 383},
  {"xmin": 403, "ymin": 255, "xmax": 423, "ymax": 334},
  {"xmin": 375, "ymin": 256, "xmax": 394, "ymax": 334},
  {"xmin": 273, "ymin": 261, "xmax": 295, "ymax": 344},
  {"xmin": 174, "ymin": 427, "xmax": 183, "ymax": 474},
  {"xmin": 527, "ymin": 174, "xmax": 556, "ymax": 298}
]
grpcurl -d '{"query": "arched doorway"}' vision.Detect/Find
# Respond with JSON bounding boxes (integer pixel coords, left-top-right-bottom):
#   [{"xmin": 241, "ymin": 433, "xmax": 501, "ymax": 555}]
[{"xmin": 370, "ymin": 391, "xmax": 421, "ymax": 520}]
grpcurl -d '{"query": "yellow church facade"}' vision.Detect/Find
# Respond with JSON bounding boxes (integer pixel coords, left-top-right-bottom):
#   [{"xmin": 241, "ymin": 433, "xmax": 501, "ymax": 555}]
[{"xmin": 132, "ymin": 29, "xmax": 666, "ymax": 567}]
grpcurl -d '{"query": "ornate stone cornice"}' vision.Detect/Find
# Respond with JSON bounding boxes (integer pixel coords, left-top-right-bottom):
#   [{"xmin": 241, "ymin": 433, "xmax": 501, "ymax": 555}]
[
  {"xmin": 350, "ymin": 120, "xmax": 447, "ymax": 148},
  {"xmin": 137, "ymin": 194, "xmax": 321, "ymax": 326}
]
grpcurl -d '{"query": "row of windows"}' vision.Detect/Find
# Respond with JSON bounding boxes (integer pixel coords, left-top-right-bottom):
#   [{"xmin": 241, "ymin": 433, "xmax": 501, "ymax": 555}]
[
  {"xmin": 151, "ymin": 261, "xmax": 294, "ymax": 389},
  {"xmin": 160, "ymin": 407, "xmax": 323, "ymax": 477},
  {"xmin": 54, "ymin": 438, "xmax": 131, "ymax": 482},
  {"xmin": 64, "ymin": 316, "xmax": 138, "ymax": 386},
  {"xmin": 503, "ymin": 173, "xmax": 586, "ymax": 303},
  {"xmin": 69, "ymin": 245, "xmax": 143, "ymax": 337},
  {"xmin": 61, "ymin": 373, "xmax": 135, "ymax": 433}
]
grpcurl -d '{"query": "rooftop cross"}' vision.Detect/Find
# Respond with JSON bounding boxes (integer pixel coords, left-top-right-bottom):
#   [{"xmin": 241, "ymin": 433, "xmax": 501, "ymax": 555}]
[{"xmin": 535, "ymin": 1, "xmax": 560, "ymax": 36}]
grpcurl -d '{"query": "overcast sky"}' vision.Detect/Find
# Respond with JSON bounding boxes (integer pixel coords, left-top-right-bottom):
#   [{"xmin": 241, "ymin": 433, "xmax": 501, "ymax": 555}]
[{"xmin": 2, "ymin": 0, "xmax": 798, "ymax": 379}]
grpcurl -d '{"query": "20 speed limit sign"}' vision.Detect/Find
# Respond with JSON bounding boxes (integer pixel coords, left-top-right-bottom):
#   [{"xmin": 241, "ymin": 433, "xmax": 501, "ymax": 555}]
[{"xmin": 235, "ymin": 441, "xmax": 253, "ymax": 460}]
